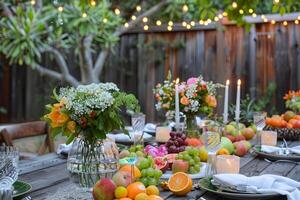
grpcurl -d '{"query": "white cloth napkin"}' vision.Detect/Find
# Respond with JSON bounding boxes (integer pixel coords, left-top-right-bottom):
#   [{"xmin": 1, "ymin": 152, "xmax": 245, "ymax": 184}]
[
  {"xmin": 213, "ymin": 173, "xmax": 300, "ymax": 200},
  {"xmin": 144, "ymin": 123, "xmax": 156, "ymax": 132},
  {"xmin": 106, "ymin": 132, "xmax": 152, "ymax": 142},
  {"xmin": 57, "ymin": 143, "xmax": 73, "ymax": 154},
  {"xmin": 261, "ymin": 145, "xmax": 300, "ymax": 154}
]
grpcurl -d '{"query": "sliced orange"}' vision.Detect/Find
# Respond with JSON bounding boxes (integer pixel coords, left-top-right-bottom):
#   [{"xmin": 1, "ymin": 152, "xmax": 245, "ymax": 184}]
[
  {"xmin": 168, "ymin": 172, "xmax": 192, "ymax": 196},
  {"xmin": 120, "ymin": 165, "xmax": 141, "ymax": 179}
]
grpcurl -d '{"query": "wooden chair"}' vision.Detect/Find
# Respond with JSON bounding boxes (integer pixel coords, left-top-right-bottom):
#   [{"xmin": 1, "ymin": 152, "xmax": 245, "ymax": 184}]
[{"xmin": 0, "ymin": 121, "xmax": 54, "ymax": 159}]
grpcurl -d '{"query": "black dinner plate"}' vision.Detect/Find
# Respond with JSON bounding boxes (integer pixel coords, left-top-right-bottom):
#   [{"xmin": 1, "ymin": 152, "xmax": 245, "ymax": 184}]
[{"xmin": 253, "ymin": 145, "xmax": 300, "ymax": 161}]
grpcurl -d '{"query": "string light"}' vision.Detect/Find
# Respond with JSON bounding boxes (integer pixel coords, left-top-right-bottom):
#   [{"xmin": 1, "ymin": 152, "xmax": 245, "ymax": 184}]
[
  {"xmin": 271, "ymin": 20, "xmax": 276, "ymax": 24},
  {"xmin": 218, "ymin": 14, "xmax": 223, "ymax": 19},
  {"xmin": 263, "ymin": 18, "xmax": 268, "ymax": 22},
  {"xmin": 131, "ymin": 15, "xmax": 136, "ymax": 20},
  {"xmin": 136, "ymin": 5, "xmax": 141, "ymax": 12},
  {"xmin": 124, "ymin": 22, "xmax": 129, "ymax": 28},
  {"xmin": 295, "ymin": 20, "xmax": 299, "ymax": 24},
  {"xmin": 207, "ymin": 19, "xmax": 212, "ymax": 23},
  {"xmin": 190, "ymin": 21, "xmax": 195, "ymax": 26},
  {"xmin": 142, "ymin": 17, "xmax": 148, "ymax": 23},
  {"xmin": 223, "ymin": 12, "xmax": 228, "ymax": 17},
  {"xmin": 168, "ymin": 21, "xmax": 174, "ymax": 26},
  {"xmin": 182, "ymin": 4, "xmax": 189, "ymax": 12},
  {"xmin": 82, "ymin": 13, "xmax": 87, "ymax": 18},
  {"xmin": 186, "ymin": 24, "xmax": 191, "ymax": 29},
  {"xmin": 103, "ymin": 18, "xmax": 108, "ymax": 23},
  {"xmin": 204, "ymin": 21, "xmax": 209, "ymax": 26},
  {"xmin": 182, "ymin": 21, "xmax": 187, "ymax": 27},
  {"xmin": 283, "ymin": 21, "xmax": 288, "ymax": 26},
  {"xmin": 298, "ymin": 16, "xmax": 300, "ymax": 20},
  {"xmin": 30, "ymin": 0, "xmax": 35, "ymax": 5},
  {"xmin": 239, "ymin": 9, "xmax": 244, "ymax": 14},
  {"xmin": 156, "ymin": 20, "xmax": 162, "ymax": 26},
  {"xmin": 232, "ymin": 2, "xmax": 238, "ymax": 8},
  {"xmin": 252, "ymin": 13, "xmax": 257, "ymax": 18},
  {"xmin": 143, "ymin": 25, "xmax": 149, "ymax": 31},
  {"xmin": 274, "ymin": 0, "xmax": 280, "ymax": 3},
  {"xmin": 199, "ymin": 20, "xmax": 204, "ymax": 25},
  {"xmin": 167, "ymin": 26, "xmax": 172, "ymax": 31},
  {"xmin": 248, "ymin": 9, "xmax": 254, "ymax": 14},
  {"xmin": 90, "ymin": 0, "xmax": 96, "ymax": 6},
  {"xmin": 58, "ymin": 6, "xmax": 64, "ymax": 12},
  {"xmin": 214, "ymin": 16, "xmax": 219, "ymax": 21},
  {"xmin": 261, "ymin": 15, "xmax": 266, "ymax": 19},
  {"xmin": 114, "ymin": 8, "xmax": 120, "ymax": 15}
]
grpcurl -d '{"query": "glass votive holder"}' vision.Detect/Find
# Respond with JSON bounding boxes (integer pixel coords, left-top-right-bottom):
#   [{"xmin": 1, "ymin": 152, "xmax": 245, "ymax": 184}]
[
  {"xmin": 216, "ymin": 155, "xmax": 240, "ymax": 174},
  {"xmin": 261, "ymin": 131, "xmax": 277, "ymax": 146},
  {"xmin": 155, "ymin": 126, "xmax": 171, "ymax": 143}
]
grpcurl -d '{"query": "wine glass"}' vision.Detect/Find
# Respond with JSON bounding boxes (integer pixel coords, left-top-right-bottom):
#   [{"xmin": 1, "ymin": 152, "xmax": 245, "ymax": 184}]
[{"xmin": 131, "ymin": 113, "xmax": 146, "ymax": 146}]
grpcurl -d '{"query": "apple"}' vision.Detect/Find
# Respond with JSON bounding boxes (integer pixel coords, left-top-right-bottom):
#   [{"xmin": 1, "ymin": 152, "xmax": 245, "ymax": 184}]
[
  {"xmin": 225, "ymin": 134, "xmax": 236, "ymax": 143},
  {"xmin": 221, "ymin": 137, "xmax": 235, "ymax": 154},
  {"xmin": 235, "ymin": 134, "xmax": 246, "ymax": 142},
  {"xmin": 112, "ymin": 171, "xmax": 132, "ymax": 187},
  {"xmin": 241, "ymin": 127, "xmax": 255, "ymax": 140},
  {"xmin": 172, "ymin": 160, "xmax": 189, "ymax": 173},
  {"xmin": 233, "ymin": 142, "xmax": 248, "ymax": 157},
  {"xmin": 225, "ymin": 125, "xmax": 238, "ymax": 137},
  {"xmin": 93, "ymin": 178, "xmax": 116, "ymax": 200}
]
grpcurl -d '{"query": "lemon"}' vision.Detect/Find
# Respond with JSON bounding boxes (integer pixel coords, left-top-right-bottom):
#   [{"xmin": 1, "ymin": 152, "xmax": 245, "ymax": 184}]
[
  {"xmin": 146, "ymin": 185, "xmax": 159, "ymax": 196},
  {"xmin": 135, "ymin": 192, "xmax": 149, "ymax": 200},
  {"xmin": 115, "ymin": 186, "xmax": 128, "ymax": 198}
]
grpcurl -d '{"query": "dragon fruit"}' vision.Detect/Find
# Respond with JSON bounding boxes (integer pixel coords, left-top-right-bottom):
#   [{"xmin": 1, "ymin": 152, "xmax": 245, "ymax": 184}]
[{"xmin": 145, "ymin": 145, "xmax": 168, "ymax": 157}]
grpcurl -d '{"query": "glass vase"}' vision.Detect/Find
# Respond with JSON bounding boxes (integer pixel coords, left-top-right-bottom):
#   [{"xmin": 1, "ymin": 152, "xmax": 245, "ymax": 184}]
[
  {"xmin": 185, "ymin": 115, "xmax": 200, "ymax": 137},
  {"xmin": 67, "ymin": 136, "xmax": 119, "ymax": 191}
]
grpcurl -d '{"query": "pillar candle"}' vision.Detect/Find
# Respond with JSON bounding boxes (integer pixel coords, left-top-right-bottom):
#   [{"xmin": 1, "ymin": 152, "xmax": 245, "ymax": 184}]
[{"xmin": 223, "ymin": 80, "xmax": 230, "ymax": 124}]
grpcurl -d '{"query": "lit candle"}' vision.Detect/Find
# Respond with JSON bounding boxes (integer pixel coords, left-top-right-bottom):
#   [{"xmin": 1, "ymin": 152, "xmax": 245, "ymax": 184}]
[
  {"xmin": 235, "ymin": 79, "xmax": 241, "ymax": 123},
  {"xmin": 155, "ymin": 126, "xmax": 171, "ymax": 142},
  {"xmin": 261, "ymin": 131, "xmax": 277, "ymax": 146},
  {"xmin": 216, "ymin": 155, "xmax": 240, "ymax": 174},
  {"xmin": 175, "ymin": 78, "xmax": 180, "ymax": 130},
  {"xmin": 223, "ymin": 80, "xmax": 230, "ymax": 124}
]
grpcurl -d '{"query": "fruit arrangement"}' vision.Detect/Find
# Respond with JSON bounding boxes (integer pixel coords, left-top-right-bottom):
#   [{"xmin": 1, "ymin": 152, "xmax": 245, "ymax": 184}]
[
  {"xmin": 223, "ymin": 122, "xmax": 257, "ymax": 142},
  {"xmin": 165, "ymin": 132, "xmax": 187, "ymax": 153},
  {"xmin": 266, "ymin": 111, "xmax": 300, "ymax": 129},
  {"xmin": 175, "ymin": 147, "xmax": 202, "ymax": 174}
]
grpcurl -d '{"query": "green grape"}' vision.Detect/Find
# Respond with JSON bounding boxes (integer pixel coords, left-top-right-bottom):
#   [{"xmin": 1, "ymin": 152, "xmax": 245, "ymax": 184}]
[
  {"xmin": 148, "ymin": 177, "xmax": 158, "ymax": 186},
  {"xmin": 147, "ymin": 168, "xmax": 155, "ymax": 177},
  {"xmin": 141, "ymin": 169, "xmax": 147, "ymax": 177},
  {"xmin": 191, "ymin": 149, "xmax": 199, "ymax": 156},
  {"xmin": 154, "ymin": 169, "xmax": 163, "ymax": 179},
  {"xmin": 138, "ymin": 158, "xmax": 150, "ymax": 169},
  {"xmin": 129, "ymin": 146, "xmax": 136, "ymax": 152},
  {"xmin": 177, "ymin": 154, "xmax": 183, "ymax": 160},
  {"xmin": 183, "ymin": 154, "xmax": 191, "ymax": 161},
  {"xmin": 136, "ymin": 151, "xmax": 144, "ymax": 157},
  {"xmin": 193, "ymin": 156, "xmax": 200, "ymax": 163},
  {"xmin": 140, "ymin": 177, "xmax": 148, "ymax": 186},
  {"xmin": 136, "ymin": 145, "xmax": 143, "ymax": 151},
  {"xmin": 129, "ymin": 152, "xmax": 136, "ymax": 157},
  {"xmin": 189, "ymin": 159, "xmax": 195, "ymax": 166},
  {"xmin": 194, "ymin": 163, "xmax": 201, "ymax": 170}
]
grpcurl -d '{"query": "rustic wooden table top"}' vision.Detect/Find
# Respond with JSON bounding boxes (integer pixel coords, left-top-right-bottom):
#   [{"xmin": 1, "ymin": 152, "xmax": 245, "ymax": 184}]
[{"xmin": 17, "ymin": 141, "xmax": 300, "ymax": 200}]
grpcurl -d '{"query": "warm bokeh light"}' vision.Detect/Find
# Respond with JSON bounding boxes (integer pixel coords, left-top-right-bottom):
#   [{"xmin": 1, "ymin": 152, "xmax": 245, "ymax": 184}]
[
  {"xmin": 232, "ymin": 2, "xmax": 238, "ymax": 8},
  {"xmin": 143, "ymin": 25, "xmax": 149, "ymax": 31},
  {"xmin": 142, "ymin": 17, "xmax": 148, "ymax": 23},
  {"xmin": 114, "ymin": 8, "xmax": 120, "ymax": 15},
  {"xmin": 156, "ymin": 20, "xmax": 162, "ymax": 26}
]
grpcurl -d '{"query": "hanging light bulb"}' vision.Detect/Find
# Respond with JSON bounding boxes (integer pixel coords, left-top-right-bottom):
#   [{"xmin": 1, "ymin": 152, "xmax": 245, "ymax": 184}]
[
  {"xmin": 142, "ymin": 17, "xmax": 148, "ymax": 23},
  {"xmin": 283, "ymin": 21, "xmax": 288, "ymax": 26},
  {"xmin": 167, "ymin": 26, "xmax": 172, "ymax": 31},
  {"xmin": 248, "ymin": 9, "xmax": 254, "ymax": 14},
  {"xmin": 239, "ymin": 9, "xmax": 244, "ymax": 14},
  {"xmin": 214, "ymin": 16, "xmax": 219, "ymax": 21},
  {"xmin": 263, "ymin": 18, "xmax": 268, "ymax": 23},
  {"xmin": 103, "ymin": 18, "xmax": 108, "ymax": 23},
  {"xmin": 274, "ymin": 0, "xmax": 280, "ymax": 3},
  {"xmin": 186, "ymin": 24, "xmax": 191, "ymax": 29},
  {"xmin": 30, "ymin": 0, "xmax": 36, "ymax": 5},
  {"xmin": 204, "ymin": 21, "xmax": 209, "ymax": 26},
  {"xmin": 222, "ymin": 12, "xmax": 228, "ymax": 17},
  {"xmin": 295, "ymin": 20, "xmax": 299, "ymax": 24},
  {"xmin": 199, "ymin": 20, "xmax": 204, "ymax": 24},
  {"xmin": 131, "ymin": 15, "xmax": 136, "ymax": 20},
  {"xmin": 232, "ymin": 2, "xmax": 238, "ymax": 8},
  {"xmin": 252, "ymin": 13, "xmax": 257, "ymax": 18},
  {"xmin": 271, "ymin": 20, "xmax": 276, "ymax": 25},
  {"xmin": 136, "ymin": 5, "xmax": 141, "ymax": 12},
  {"xmin": 143, "ymin": 25, "xmax": 149, "ymax": 31},
  {"xmin": 298, "ymin": 16, "xmax": 300, "ymax": 20},
  {"xmin": 182, "ymin": 21, "xmax": 187, "ymax": 27},
  {"xmin": 58, "ymin": 6, "xmax": 64, "ymax": 12},
  {"xmin": 90, "ymin": 0, "xmax": 96, "ymax": 6},
  {"xmin": 124, "ymin": 22, "xmax": 129, "ymax": 28},
  {"xmin": 218, "ymin": 14, "xmax": 223, "ymax": 19},
  {"xmin": 207, "ymin": 19, "xmax": 212, "ymax": 23},
  {"xmin": 82, "ymin": 13, "xmax": 87, "ymax": 18},
  {"xmin": 114, "ymin": 8, "xmax": 120, "ymax": 15},
  {"xmin": 190, "ymin": 21, "xmax": 195, "ymax": 26},
  {"xmin": 168, "ymin": 21, "xmax": 174, "ymax": 26},
  {"xmin": 156, "ymin": 20, "xmax": 162, "ymax": 26},
  {"xmin": 182, "ymin": 4, "xmax": 189, "ymax": 12}
]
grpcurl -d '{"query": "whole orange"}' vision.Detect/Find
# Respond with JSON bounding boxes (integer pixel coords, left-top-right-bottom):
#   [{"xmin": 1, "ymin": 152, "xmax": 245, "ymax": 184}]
[
  {"xmin": 120, "ymin": 165, "xmax": 141, "ymax": 179},
  {"xmin": 127, "ymin": 182, "xmax": 146, "ymax": 199},
  {"xmin": 216, "ymin": 148, "xmax": 230, "ymax": 155}
]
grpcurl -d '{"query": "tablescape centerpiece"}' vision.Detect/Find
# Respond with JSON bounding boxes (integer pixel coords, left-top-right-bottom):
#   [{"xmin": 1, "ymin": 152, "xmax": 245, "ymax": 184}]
[
  {"xmin": 284, "ymin": 90, "xmax": 300, "ymax": 114},
  {"xmin": 43, "ymin": 83, "xmax": 140, "ymax": 190},
  {"xmin": 153, "ymin": 73, "xmax": 221, "ymax": 137}
]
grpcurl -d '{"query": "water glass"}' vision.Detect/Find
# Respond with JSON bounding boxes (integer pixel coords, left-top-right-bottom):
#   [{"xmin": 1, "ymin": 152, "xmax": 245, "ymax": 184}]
[
  {"xmin": 131, "ymin": 113, "xmax": 145, "ymax": 146},
  {"xmin": 0, "ymin": 147, "xmax": 19, "ymax": 180},
  {"xmin": 253, "ymin": 112, "xmax": 267, "ymax": 131},
  {"xmin": 0, "ymin": 178, "xmax": 13, "ymax": 200}
]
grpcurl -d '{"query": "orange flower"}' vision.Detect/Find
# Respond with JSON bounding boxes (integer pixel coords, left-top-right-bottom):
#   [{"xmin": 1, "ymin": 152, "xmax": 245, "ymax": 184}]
[
  {"xmin": 48, "ymin": 107, "xmax": 69, "ymax": 128},
  {"xmin": 180, "ymin": 96, "xmax": 190, "ymax": 105},
  {"xmin": 284, "ymin": 91, "xmax": 296, "ymax": 100},
  {"xmin": 205, "ymin": 95, "xmax": 217, "ymax": 107},
  {"xmin": 67, "ymin": 121, "xmax": 76, "ymax": 133}
]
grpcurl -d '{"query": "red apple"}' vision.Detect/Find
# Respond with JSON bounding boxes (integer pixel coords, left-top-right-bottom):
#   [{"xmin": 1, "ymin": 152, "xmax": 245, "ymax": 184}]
[
  {"xmin": 235, "ymin": 134, "xmax": 246, "ymax": 142},
  {"xmin": 112, "ymin": 171, "xmax": 132, "ymax": 187},
  {"xmin": 241, "ymin": 128, "xmax": 255, "ymax": 140},
  {"xmin": 92, "ymin": 178, "xmax": 116, "ymax": 200},
  {"xmin": 172, "ymin": 160, "xmax": 189, "ymax": 173}
]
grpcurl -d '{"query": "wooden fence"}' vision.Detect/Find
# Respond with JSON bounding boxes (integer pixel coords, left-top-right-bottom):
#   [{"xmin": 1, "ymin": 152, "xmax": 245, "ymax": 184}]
[{"xmin": 1, "ymin": 16, "xmax": 300, "ymax": 122}]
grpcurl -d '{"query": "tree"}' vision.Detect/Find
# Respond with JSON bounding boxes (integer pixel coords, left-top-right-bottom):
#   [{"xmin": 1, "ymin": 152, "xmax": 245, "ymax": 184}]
[{"xmin": 1, "ymin": 0, "xmax": 299, "ymax": 86}]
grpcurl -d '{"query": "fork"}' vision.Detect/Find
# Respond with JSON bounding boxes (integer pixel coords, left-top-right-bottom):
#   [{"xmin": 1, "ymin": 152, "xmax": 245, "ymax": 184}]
[{"xmin": 22, "ymin": 196, "xmax": 32, "ymax": 200}]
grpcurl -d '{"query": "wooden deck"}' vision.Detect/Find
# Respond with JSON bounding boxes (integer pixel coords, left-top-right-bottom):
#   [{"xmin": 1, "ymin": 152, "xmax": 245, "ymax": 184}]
[{"xmin": 17, "ymin": 142, "xmax": 300, "ymax": 200}]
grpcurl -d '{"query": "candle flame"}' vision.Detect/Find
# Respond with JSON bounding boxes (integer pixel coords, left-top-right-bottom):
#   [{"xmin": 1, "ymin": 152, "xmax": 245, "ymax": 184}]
[
  {"xmin": 175, "ymin": 78, "xmax": 180, "ymax": 84},
  {"xmin": 226, "ymin": 80, "xmax": 230, "ymax": 85},
  {"xmin": 237, "ymin": 79, "xmax": 241, "ymax": 86}
]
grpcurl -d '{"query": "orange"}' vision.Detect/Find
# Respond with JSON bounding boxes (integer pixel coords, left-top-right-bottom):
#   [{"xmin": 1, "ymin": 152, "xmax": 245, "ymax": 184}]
[
  {"xmin": 127, "ymin": 182, "xmax": 146, "ymax": 199},
  {"xmin": 293, "ymin": 115, "xmax": 300, "ymax": 120},
  {"xmin": 168, "ymin": 172, "xmax": 192, "ymax": 196},
  {"xmin": 287, "ymin": 123, "xmax": 293, "ymax": 129},
  {"xmin": 135, "ymin": 193, "xmax": 148, "ymax": 200},
  {"xmin": 120, "ymin": 165, "xmax": 141, "ymax": 179},
  {"xmin": 216, "ymin": 148, "xmax": 230, "ymax": 155},
  {"xmin": 148, "ymin": 195, "xmax": 163, "ymax": 200},
  {"xmin": 146, "ymin": 185, "xmax": 159, "ymax": 196},
  {"xmin": 119, "ymin": 198, "xmax": 132, "ymax": 200},
  {"xmin": 115, "ymin": 186, "xmax": 128, "ymax": 198}
]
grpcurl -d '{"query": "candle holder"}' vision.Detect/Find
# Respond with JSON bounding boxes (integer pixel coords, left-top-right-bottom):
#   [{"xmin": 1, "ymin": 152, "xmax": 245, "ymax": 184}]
[
  {"xmin": 155, "ymin": 126, "xmax": 171, "ymax": 143},
  {"xmin": 216, "ymin": 155, "xmax": 240, "ymax": 174},
  {"xmin": 261, "ymin": 131, "xmax": 277, "ymax": 146}
]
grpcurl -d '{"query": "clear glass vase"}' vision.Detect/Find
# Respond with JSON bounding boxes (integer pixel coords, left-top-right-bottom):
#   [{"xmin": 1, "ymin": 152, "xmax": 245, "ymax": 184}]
[
  {"xmin": 67, "ymin": 136, "xmax": 119, "ymax": 191},
  {"xmin": 185, "ymin": 115, "xmax": 200, "ymax": 137}
]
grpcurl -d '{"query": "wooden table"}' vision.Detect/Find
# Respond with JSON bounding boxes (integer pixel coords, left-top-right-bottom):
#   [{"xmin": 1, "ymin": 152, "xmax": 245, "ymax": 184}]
[{"xmin": 18, "ymin": 143, "xmax": 300, "ymax": 200}]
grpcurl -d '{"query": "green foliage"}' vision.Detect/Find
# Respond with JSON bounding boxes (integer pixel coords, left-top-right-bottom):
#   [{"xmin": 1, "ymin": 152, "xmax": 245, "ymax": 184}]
[{"xmin": 229, "ymin": 83, "xmax": 277, "ymax": 125}]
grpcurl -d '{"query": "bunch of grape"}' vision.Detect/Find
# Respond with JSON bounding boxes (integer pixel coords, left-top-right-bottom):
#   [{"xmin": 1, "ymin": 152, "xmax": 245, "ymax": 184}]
[
  {"xmin": 165, "ymin": 132, "xmax": 187, "ymax": 153},
  {"xmin": 128, "ymin": 144, "xmax": 144, "ymax": 157},
  {"xmin": 136, "ymin": 156, "xmax": 163, "ymax": 186},
  {"xmin": 176, "ymin": 146, "xmax": 202, "ymax": 174}
]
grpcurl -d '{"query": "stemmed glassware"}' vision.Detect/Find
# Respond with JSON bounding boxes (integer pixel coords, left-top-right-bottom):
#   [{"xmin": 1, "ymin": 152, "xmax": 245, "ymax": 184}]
[{"xmin": 131, "ymin": 113, "xmax": 146, "ymax": 146}]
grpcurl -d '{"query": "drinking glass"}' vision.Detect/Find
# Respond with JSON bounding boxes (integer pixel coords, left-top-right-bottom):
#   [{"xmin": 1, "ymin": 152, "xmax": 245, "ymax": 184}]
[
  {"xmin": 203, "ymin": 126, "xmax": 222, "ymax": 177},
  {"xmin": 253, "ymin": 112, "xmax": 266, "ymax": 131},
  {"xmin": 0, "ymin": 177, "xmax": 13, "ymax": 200},
  {"xmin": 0, "ymin": 147, "xmax": 19, "ymax": 180},
  {"xmin": 131, "ymin": 113, "xmax": 146, "ymax": 146}
]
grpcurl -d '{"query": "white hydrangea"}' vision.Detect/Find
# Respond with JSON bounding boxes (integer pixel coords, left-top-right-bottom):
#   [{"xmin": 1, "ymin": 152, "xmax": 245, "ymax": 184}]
[
  {"xmin": 58, "ymin": 83, "xmax": 118, "ymax": 120},
  {"xmin": 186, "ymin": 84, "xmax": 198, "ymax": 99}
]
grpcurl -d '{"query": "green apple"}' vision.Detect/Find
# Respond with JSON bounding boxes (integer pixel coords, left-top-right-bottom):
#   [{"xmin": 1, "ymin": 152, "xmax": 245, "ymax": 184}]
[{"xmin": 221, "ymin": 137, "xmax": 235, "ymax": 154}]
